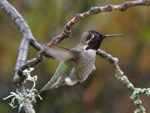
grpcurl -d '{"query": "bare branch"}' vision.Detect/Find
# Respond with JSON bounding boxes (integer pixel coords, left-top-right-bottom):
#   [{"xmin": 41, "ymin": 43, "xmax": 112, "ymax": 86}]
[
  {"xmin": 0, "ymin": 0, "xmax": 42, "ymax": 112},
  {"xmin": 47, "ymin": 0, "xmax": 150, "ymax": 47},
  {"xmin": 0, "ymin": 0, "xmax": 42, "ymax": 82}
]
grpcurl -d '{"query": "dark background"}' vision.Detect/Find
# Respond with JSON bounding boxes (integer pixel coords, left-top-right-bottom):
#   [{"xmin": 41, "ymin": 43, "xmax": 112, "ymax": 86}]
[{"xmin": 0, "ymin": 0, "xmax": 150, "ymax": 113}]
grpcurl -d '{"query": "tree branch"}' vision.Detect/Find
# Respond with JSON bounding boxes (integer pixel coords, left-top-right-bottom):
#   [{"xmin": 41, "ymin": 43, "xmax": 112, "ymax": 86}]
[
  {"xmin": 17, "ymin": 0, "xmax": 150, "ymax": 77},
  {"xmin": 0, "ymin": 0, "xmax": 42, "ymax": 112},
  {"xmin": 47, "ymin": 0, "xmax": 150, "ymax": 46},
  {"xmin": 0, "ymin": 0, "xmax": 42, "ymax": 82},
  {"xmin": 96, "ymin": 49, "xmax": 150, "ymax": 113},
  {"xmin": 0, "ymin": 0, "xmax": 150, "ymax": 112}
]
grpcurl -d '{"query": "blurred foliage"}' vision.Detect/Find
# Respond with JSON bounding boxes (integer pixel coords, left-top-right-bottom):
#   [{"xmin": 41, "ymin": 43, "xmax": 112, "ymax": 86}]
[{"xmin": 0, "ymin": 0, "xmax": 150, "ymax": 113}]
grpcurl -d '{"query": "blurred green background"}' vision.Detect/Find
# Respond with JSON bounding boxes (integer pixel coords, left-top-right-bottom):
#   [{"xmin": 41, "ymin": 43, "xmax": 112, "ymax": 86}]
[{"xmin": 0, "ymin": 0, "xmax": 150, "ymax": 113}]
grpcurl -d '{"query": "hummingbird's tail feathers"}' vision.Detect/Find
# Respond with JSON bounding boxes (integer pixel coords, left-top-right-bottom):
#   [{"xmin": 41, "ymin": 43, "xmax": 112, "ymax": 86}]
[
  {"xmin": 40, "ymin": 77, "xmax": 77, "ymax": 93},
  {"xmin": 43, "ymin": 45, "xmax": 80, "ymax": 62},
  {"xmin": 39, "ymin": 80, "xmax": 53, "ymax": 93},
  {"xmin": 104, "ymin": 34, "xmax": 124, "ymax": 38},
  {"xmin": 39, "ymin": 76, "xmax": 66, "ymax": 93}
]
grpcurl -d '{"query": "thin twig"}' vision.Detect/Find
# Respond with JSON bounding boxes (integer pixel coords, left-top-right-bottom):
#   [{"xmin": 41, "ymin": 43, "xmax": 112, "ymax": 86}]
[
  {"xmin": 47, "ymin": 0, "xmax": 150, "ymax": 46},
  {"xmin": 96, "ymin": 49, "xmax": 149, "ymax": 113}
]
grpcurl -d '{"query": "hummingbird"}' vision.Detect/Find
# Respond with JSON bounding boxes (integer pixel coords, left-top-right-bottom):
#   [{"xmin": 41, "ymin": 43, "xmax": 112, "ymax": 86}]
[{"xmin": 40, "ymin": 30, "xmax": 123, "ymax": 92}]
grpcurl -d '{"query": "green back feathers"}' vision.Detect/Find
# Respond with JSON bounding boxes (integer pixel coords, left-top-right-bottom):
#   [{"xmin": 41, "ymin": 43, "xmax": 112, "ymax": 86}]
[{"xmin": 80, "ymin": 32, "xmax": 89, "ymax": 44}]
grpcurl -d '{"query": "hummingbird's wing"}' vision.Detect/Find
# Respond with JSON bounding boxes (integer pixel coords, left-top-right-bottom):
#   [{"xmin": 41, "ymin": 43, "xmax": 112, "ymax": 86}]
[
  {"xmin": 43, "ymin": 45, "xmax": 80, "ymax": 62},
  {"xmin": 40, "ymin": 45, "xmax": 81, "ymax": 93},
  {"xmin": 40, "ymin": 59, "xmax": 75, "ymax": 92}
]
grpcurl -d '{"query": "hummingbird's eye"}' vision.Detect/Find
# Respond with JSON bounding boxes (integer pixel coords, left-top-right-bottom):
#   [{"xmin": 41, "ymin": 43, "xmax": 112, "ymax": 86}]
[{"xmin": 95, "ymin": 34, "xmax": 99, "ymax": 38}]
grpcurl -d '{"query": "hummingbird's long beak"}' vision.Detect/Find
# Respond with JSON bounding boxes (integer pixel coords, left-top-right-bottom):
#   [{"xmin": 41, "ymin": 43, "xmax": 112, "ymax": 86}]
[{"xmin": 104, "ymin": 34, "xmax": 124, "ymax": 38}]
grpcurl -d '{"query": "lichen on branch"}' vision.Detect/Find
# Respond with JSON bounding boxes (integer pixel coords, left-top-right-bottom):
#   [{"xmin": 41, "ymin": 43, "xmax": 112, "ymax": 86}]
[
  {"xmin": 97, "ymin": 49, "xmax": 150, "ymax": 113},
  {"xmin": 3, "ymin": 68, "xmax": 42, "ymax": 112}
]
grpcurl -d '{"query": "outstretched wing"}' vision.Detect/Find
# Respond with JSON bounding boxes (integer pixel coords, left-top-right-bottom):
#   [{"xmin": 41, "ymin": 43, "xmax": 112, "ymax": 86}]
[
  {"xmin": 40, "ymin": 59, "xmax": 75, "ymax": 92},
  {"xmin": 43, "ymin": 45, "xmax": 80, "ymax": 62}
]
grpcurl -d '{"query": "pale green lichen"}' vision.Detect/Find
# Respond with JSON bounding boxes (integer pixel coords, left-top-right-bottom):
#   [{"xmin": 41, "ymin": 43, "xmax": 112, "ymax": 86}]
[
  {"xmin": 134, "ymin": 99, "xmax": 142, "ymax": 105},
  {"xmin": 3, "ymin": 68, "xmax": 42, "ymax": 112},
  {"xmin": 130, "ymin": 88, "xmax": 141, "ymax": 100},
  {"xmin": 115, "ymin": 72, "xmax": 147, "ymax": 113},
  {"xmin": 127, "ymin": 83, "xmax": 134, "ymax": 89},
  {"xmin": 145, "ymin": 88, "xmax": 150, "ymax": 96},
  {"xmin": 134, "ymin": 106, "xmax": 146, "ymax": 113}
]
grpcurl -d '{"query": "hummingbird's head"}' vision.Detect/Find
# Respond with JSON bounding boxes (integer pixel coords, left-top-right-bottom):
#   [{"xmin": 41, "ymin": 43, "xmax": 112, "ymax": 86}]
[
  {"xmin": 86, "ymin": 30, "xmax": 105, "ymax": 50},
  {"xmin": 80, "ymin": 30, "xmax": 124, "ymax": 50}
]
